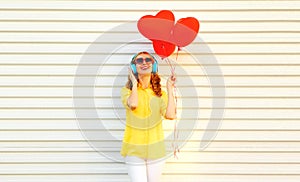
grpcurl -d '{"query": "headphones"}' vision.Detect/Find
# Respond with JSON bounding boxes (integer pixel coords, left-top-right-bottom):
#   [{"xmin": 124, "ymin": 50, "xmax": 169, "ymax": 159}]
[{"xmin": 130, "ymin": 52, "xmax": 158, "ymax": 74}]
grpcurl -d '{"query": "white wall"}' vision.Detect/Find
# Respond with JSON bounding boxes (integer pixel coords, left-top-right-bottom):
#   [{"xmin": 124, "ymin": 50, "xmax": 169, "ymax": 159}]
[{"xmin": 1, "ymin": 1, "xmax": 300, "ymax": 181}]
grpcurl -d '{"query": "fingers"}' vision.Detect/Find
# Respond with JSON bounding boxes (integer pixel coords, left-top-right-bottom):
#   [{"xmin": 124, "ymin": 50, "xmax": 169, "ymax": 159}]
[
  {"xmin": 171, "ymin": 75, "xmax": 176, "ymax": 81},
  {"xmin": 167, "ymin": 75, "xmax": 176, "ymax": 88},
  {"xmin": 128, "ymin": 67, "xmax": 133, "ymax": 76},
  {"xmin": 169, "ymin": 73, "xmax": 176, "ymax": 83},
  {"xmin": 128, "ymin": 67, "xmax": 133, "ymax": 75},
  {"xmin": 128, "ymin": 67, "xmax": 137, "ymax": 82}
]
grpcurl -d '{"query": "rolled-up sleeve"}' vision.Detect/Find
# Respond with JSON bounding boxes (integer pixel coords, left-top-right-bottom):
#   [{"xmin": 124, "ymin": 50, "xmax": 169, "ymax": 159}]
[
  {"xmin": 160, "ymin": 91, "xmax": 168, "ymax": 117},
  {"xmin": 121, "ymin": 87, "xmax": 131, "ymax": 109}
]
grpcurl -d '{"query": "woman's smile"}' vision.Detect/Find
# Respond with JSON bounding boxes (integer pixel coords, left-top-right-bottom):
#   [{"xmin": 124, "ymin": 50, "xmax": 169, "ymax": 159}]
[{"xmin": 140, "ymin": 65, "xmax": 151, "ymax": 70}]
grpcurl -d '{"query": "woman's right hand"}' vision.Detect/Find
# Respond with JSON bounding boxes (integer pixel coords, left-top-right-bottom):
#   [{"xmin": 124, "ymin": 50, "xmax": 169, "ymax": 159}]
[
  {"xmin": 127, "ymin": 67, "xmax": 138, "ymax": 110},
  {"xmin": 128, "ymin": 67, "xmax": 137, "ymax": 86}
]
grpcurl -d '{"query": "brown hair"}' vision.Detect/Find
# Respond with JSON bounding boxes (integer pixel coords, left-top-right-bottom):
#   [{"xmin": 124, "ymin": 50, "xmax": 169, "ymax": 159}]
[{"xmin": 125, "ymin": 52, "xmax": 162, "ymax": 97}]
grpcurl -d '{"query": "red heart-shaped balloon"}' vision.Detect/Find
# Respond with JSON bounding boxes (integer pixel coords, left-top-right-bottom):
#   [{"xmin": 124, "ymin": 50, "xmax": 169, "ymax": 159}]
[
  {"xmin": 137, "ymin": 10, "xmax": 175, "ymax": 42},
  {"xmin": 152, "ymin": 40, "xmax": 176, "ymax": 58},
  {"xmin": 171, "ymin": 17, "xmax": 200, "ymax": 47}
]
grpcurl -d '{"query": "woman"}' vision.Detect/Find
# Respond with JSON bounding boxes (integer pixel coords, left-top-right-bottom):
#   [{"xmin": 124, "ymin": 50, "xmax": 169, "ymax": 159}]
[{"xmin": 120, "ymin": 51, "xmax": 176, "ymax": 182}]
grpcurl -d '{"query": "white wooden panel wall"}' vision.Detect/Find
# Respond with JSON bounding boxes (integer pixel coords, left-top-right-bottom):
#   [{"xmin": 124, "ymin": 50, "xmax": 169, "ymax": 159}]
[{"xmin": 1, "ymin": 1, "xmax": 300, "ymax": 181}]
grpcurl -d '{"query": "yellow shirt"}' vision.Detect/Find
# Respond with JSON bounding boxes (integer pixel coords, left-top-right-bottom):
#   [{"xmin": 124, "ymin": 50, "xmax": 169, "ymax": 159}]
[{"xmin": 120, "ymin": 86, "xmax": 168, "ymax": 159}]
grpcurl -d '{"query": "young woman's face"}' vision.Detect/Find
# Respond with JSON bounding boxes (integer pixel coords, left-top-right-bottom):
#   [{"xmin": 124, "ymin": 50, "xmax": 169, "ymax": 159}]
[{"xmin": 134, "ymin": 53, "xmax": 154, "ymax": 75}]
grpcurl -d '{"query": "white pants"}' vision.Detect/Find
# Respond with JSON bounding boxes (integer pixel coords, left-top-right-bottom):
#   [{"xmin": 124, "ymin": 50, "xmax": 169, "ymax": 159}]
[{"xmin": 125, "ymin": 156, "xmax": 165, "ymax": 182}]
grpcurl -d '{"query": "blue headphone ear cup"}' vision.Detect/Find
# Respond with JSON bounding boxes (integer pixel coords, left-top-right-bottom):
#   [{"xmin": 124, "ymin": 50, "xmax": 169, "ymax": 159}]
[
  {"xmin": 152, "ymin": 60, "xmax": 158, "ymax": 74},
  {"xmin": 130, "ymin": 63, "xmax": 137, "ymax": 74}
]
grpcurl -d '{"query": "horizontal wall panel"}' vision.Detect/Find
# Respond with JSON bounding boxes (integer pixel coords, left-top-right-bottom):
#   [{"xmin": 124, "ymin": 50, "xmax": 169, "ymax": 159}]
[
  {"xmin": 2, "ymin": 98, "xmax": 300, "ymax": 108},
  {"xmin": 1, "ymin": 33, "xmax": 300, "ymax": 43},
  {"xmin": 1, "ymin": 119, "xmax": 300, "ymax": 130},
  {"xmin": 2, "ymin": 76, "xmax": 300, "ymax": 87},
  {"xmin": 1, "ymin": 54, "xmax": 300, "ymax": 65},
  {"xmin": 1, "ymin": 175, "xmax": 300, "ymax": 182},
  {"xmin": 0, "ymin": 163, "xmax": 126, "ymax": 174},
  {"xmin": 1, "ymin": 87, "xmax": 300, "ymax": 97},
  {"xmin": 1, "ymin": 175, "xmax": 129, "ymax": 182},
  {"xmin": 0, "ymin": 130, "xmax": 300, "ymax": 141},
  {"xmin": 1, "ymin": 1, "xmax": 300, "ymax": 10},
  {"xmin": 1, "ymin": 151, "xmax": 300, "ymax": 163},
  {"xmin": 3, "ymin": 76, "xmax": 300, "ymax": 86},
  {"xmin": 2, "ymin": 22, "xmax": 300, "ymax": 32},
  {"xmin": 0, "ymin": 65, "xmax": 299, "ymax": 76},
  {"xmin": 0, "ymin": 108, "xmax": 296, "ymax": 119},
  {"xmin": 2, "ymin": 11, "xmax": 300, "ymax": 21},
  {"xmin": 1, "ymin": 141, "xmax": 300, "ymax": 152},
  {"xmin": 1, "ymin": 43, "xmax": 300, "ymax": 54},
  {"xmin": 161, "ymin": 175, "xmax": 300, "ymax": 182},
  {"xmin": 0, "ymin": 163, "xmax": 300, "ymax": 175}
]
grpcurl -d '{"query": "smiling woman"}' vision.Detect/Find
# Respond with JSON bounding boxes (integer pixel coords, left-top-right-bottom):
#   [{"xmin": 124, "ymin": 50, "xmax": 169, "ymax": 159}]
[{"xmin": 121, "ymin": 51, "xmax": 176, "ymax": 182}]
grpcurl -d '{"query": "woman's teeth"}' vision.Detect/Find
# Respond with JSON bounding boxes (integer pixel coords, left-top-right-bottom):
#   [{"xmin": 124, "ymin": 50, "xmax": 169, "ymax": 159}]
[{"xmin": 141, "ymin": 66, "xmax": 149, "ymax": 70}]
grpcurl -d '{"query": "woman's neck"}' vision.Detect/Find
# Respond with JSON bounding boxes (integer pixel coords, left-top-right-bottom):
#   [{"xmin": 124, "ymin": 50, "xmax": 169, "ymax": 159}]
[{"xmin": 138, "ymin": 74, "xmax": 151, "ymax": 89}]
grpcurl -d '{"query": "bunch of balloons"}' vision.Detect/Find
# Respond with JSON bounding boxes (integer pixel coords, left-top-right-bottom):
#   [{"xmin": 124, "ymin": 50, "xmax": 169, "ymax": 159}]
[{"xmin": 137, "ymin": 10, "xmax": 200, "ymax": 58}]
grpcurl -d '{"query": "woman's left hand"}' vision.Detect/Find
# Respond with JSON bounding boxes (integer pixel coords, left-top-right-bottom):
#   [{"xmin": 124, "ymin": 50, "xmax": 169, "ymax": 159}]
[{"xmin": 167, "ymin": 73, "xmax": 176, "ymax": 90}]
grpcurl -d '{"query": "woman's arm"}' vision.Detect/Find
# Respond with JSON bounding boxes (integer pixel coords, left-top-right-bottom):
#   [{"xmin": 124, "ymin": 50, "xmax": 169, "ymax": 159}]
[
  {"xmin": 165, "ymin": 74, "xmax": 177, "ymax": 119},
  {"xmin": 127, "ymin": 68, "xmax": 138, "ymax": 110}
]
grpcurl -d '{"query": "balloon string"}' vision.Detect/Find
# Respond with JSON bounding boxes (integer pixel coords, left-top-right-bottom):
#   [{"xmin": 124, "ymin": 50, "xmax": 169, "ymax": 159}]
[
  {"xmin": 175, "ymin": 47, "xmax": 180, "ymax": 66},
  {"xmin": 164, "ymin": 57, "xmax": 179, "ymax": 159},
  {"xmin": 160, "ymin": 46, "xmax": 180, "ymax": 158},
  {"xmin": 173, "ymin": 84, "xmax": 179, "ymax": 159},
  {"xmin": 165, "ymin": 57, "xmax": 175, "ymax": 75},
  {"xmin": 174, "ymin": 49, "xmax": 180, "ymax": 159}
]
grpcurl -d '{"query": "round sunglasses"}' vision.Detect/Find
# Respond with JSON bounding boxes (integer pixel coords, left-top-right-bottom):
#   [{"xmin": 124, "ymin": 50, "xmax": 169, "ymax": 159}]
[{"xmin": 135, "ymin": 57, "xmax": 154, "ymax": 65}]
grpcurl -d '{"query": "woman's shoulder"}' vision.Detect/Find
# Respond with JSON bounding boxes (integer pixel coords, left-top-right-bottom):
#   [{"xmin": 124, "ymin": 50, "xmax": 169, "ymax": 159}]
[
  {"xmin": 161, "ymin": 89, "xmax": 167, "ymax": 95},
  {"xmin": 160, "ymin": 89, "xmax": 168, "ymax": 99},
  {"xmin": 121, "ymin": 86, "xmax": 129, "ymax": 90},
  {"xmin": 121, "ymin": 86, "xmax": 131, "ymax": 94}
]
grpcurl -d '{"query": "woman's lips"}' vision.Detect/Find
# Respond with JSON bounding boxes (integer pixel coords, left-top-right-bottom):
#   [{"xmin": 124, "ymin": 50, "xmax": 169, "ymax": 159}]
[{"xmin": 140, "ymin": 66, "xmax": 150, "ymax": 70}]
